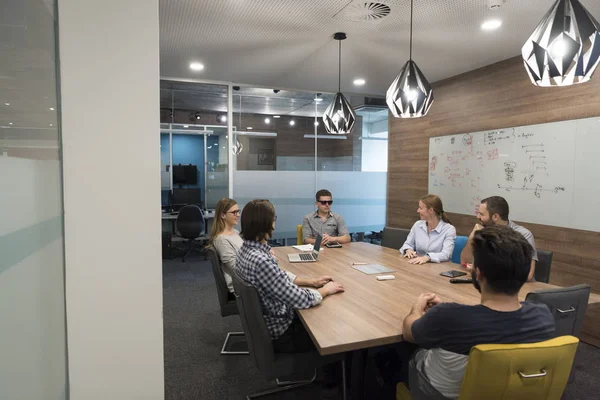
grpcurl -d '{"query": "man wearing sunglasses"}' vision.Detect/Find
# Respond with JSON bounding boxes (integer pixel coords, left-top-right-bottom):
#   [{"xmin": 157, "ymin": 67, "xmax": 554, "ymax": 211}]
[{"xmin": 302, "ymin": 189, "xmax": 351, "ymax": 245}]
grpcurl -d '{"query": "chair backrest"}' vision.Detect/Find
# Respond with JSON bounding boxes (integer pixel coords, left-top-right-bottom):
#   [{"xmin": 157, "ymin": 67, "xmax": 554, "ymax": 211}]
[
  {"xmin": 535, "ymin": 249, "xmax": 553, "ymax": 283},
  {"xmin": 452, "ymin": 235, "xmax": 468, "ymax": 264},
  {"xmin": 525, "ymin": 284, "xmax": 591, "ymax": 338},
  {"xmin": 231, "ymin": 271, "xmax": 275, "ymax": 374},
  {"xmin": 381, "ymin": 226, "xmax": 410, "ymax": 250},
  {"xmin": 176, "ymin": 205, "xmax": 204, "ymax": 239},
  {"xmin": 296, "ymin": 224, "xmax": 303, "ymax": 245},
  {"xmin": 207, "ymin": 246, "xmax": 236, "ymax": 316},
  {"xmin": 459, "ymin": 335, "xmax": 579, "ymax": 400}
]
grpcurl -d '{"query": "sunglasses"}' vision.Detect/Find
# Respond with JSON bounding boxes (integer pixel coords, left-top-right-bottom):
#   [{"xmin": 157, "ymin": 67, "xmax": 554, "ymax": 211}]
[
  {"xmin": 318, "ymin": 200, "xmax": 333, "ymax": 205},
  {"xmin": 225, "ymin": 210, "xmax": 241, "ymax": 216}
]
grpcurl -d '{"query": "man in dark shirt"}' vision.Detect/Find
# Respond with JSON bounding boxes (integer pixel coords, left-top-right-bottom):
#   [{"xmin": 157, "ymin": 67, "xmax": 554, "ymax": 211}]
[{"xmin": 402, "ymin": 225, "xmax": 555, "ymax": 399}]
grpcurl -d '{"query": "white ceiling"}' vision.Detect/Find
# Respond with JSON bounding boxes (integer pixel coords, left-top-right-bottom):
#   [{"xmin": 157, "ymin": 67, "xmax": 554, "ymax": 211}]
[{"xmin": 159, "ymin": 0, "xmax": 600, "ymax": 96}]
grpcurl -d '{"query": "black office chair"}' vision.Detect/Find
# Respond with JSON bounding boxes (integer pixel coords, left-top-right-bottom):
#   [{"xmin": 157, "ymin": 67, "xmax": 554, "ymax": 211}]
[
  {"xmin": 207, "ymin": 246, "xmax": 248, "ymax": 355},
  {"xmin": 175, "ymin": 205, "xmax": 205, "ymax": 262},
  {"xmin": 231, "ymin": 272, "xmax": 347, "ymax": 400},
  {"xmin": 525, "ymin": 284, "xmax": 591, "ymax": 338},
  {"xmin": 525, "ymin": 284, "xmax": 591, "ymax": 383},
  {"xmin": 535, "ymin": 249, "xmax": 553, "ymax": 283},
  {"xmin": 381, "ymin": 227, "xmax": 410, "ymax": 250}
]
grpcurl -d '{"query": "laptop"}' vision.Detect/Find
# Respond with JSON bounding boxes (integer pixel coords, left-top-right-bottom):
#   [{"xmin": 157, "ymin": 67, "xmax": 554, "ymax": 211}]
[{"xmin": 288, "ymin": 234, "xmax": 322, "ymax": 263}]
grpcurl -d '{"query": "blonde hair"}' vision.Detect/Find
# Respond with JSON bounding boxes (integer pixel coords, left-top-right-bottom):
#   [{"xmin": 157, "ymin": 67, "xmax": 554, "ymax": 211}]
[
  {"xmin": 420, "ymin": 194, "xmax": 451, "ymax": 224},
  {"xmin": 208, "ymin": 197, "xmax": 238, "ymax": 246}
]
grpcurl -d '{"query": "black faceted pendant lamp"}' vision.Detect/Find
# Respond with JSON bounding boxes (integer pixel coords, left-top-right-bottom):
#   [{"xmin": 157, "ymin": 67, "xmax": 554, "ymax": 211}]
[
  {"xmin": 522, "ymin": 0, "xmax": 600, "ymax": 87},
  {"xmin": 323, "ymin": 32, "xmax": 356, "ymax": 135},
  {"xmin": 386, "ymin": 0, "xmax": 433, "ymax": 118}
]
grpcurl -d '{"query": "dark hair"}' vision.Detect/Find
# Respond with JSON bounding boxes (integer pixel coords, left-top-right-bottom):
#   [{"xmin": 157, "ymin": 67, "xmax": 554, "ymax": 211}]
[
  {"xmin": 420, "ymin": 194, "xmax": 451, "ymax": 224},
  {"xmin": 316, "ymin": 189, "xmax": 332, "ymax": 202},
  {"xmin": 472, "ymin": 225, "xmax": 532, "ymax": 295},
  {"xmin": 240, "ymin": 199, "xmax": 276, "ymax": 242},
  {"xmin": 481, "ymin": 196, "xmax": 509, "ymax": 221}
]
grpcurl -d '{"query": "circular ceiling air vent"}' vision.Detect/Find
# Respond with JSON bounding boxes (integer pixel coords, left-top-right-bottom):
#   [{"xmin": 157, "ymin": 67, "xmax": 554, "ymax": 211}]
[{"xmin": 341, "ymin": 2, "xmax": 391, "ymax": 22}]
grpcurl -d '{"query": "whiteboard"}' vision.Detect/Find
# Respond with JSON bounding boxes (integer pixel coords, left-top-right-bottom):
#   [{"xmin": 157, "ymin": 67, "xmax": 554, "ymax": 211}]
[{"xmin": 428, "ymin": 116, "xmax": 600, "ymax": 232}]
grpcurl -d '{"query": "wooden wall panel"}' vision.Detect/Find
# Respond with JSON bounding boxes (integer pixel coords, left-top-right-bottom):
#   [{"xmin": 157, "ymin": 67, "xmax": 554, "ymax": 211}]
[{"xmin": 387, "ymin": 56, "xmax": 600, "ymax": 297}]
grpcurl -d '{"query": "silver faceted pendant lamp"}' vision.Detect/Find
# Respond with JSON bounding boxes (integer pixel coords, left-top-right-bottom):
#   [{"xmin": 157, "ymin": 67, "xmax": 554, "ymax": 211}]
[
  {"xmin": 323, "ymin": 32, "xmax": 356, "ymax": 135},
  {"xmin": 386, "ymin": 0, "xmax": 433, "ymax": 118},
  {"xmin": 522, "ymin": 0, "xmax": 600, "ymax": 87}
]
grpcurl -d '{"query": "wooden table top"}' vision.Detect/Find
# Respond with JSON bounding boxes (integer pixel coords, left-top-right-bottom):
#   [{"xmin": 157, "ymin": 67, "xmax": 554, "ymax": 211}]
[{"xmin": 273, "ymin": 242, "xmax": 600, "ymax": 356}]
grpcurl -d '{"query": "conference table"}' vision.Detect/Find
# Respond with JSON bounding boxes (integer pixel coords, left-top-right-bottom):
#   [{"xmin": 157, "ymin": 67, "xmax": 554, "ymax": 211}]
[{"xmin": 272, "ymin": 242, "xmax": 600, "ymax": 397}]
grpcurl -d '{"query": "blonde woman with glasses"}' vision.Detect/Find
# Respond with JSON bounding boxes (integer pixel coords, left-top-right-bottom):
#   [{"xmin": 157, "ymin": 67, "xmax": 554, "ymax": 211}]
[{"xmin": 209, "ymin": 198, "xmax": 242, "ymax": 293}]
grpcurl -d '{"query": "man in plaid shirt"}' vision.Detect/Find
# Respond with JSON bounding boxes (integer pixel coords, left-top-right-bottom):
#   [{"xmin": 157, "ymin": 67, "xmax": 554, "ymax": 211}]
[{"xmin": 235, "ymin": 199, "xmax": 344, "ymax": 353}]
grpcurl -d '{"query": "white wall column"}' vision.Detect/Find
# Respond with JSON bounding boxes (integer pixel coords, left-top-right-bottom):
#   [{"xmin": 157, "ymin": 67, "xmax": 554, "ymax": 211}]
[{"xmin": 58, "ymin": 1, "xmax": 164, "ymax": 399}]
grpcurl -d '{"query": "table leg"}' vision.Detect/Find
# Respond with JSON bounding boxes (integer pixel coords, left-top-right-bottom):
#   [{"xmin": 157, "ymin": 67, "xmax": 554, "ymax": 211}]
[{"xmin": 350, "ymin": 349, "xmax": 368, "ymax": 400}]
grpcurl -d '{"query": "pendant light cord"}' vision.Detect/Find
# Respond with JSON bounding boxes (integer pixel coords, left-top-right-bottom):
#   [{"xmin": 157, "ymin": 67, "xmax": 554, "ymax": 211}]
[
  {"xmin": 338, "ymin": 39, "xmax": 342, "ymax": 93},
  {"xmin": 409, "ymin": 0, "xmax": 413, "ymax": 61}
]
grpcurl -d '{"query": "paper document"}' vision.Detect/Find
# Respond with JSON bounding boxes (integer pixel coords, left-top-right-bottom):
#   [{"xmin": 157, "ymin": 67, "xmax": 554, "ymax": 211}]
[{"xmin": 292, "ymin": 244, "xmax": 313, "ymax": 251}]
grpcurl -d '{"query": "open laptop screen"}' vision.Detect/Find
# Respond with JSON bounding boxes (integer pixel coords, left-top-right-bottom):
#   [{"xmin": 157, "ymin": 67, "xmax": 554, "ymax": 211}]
[{"xmin": 313, "ymin": 234, "xmax": 322, "ymax": 258}]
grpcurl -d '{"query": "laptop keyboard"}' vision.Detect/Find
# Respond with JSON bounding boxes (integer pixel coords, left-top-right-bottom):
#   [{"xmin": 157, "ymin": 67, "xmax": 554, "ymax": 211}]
[{"xmin": 299, "ymin": 253, "xmax": 315, "ymax": 261}]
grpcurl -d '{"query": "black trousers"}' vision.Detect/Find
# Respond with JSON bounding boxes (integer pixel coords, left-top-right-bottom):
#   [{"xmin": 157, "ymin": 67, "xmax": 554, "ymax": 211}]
[{"xmin": 273, "ymin": 316, "xmax": 316, "ymax": 353}]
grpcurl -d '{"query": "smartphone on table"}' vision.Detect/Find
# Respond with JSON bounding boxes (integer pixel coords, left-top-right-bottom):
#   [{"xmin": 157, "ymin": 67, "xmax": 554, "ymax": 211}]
[{"xmin": 439, "ymin": 270, "xmax": 467, "ymax": 278}]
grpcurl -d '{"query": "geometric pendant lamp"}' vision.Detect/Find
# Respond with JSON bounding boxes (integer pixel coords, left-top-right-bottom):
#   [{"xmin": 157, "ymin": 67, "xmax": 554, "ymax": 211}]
[
  {"xmin": 386, "ymin": 0, "xmax": 434, "ymax": 118},
  {"xmin": 323, "ymin": 32, "xmax": 356, "ymax": 134},
  {"xmin": 522, "ymin": 0, "xmax": 600, "ymax": 87}
]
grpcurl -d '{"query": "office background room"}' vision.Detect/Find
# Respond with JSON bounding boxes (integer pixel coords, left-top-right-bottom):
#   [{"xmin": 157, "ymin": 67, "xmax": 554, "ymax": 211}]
[{"xmin": 160, "ymin": 82, "xmax": 388, "ymax": 239}]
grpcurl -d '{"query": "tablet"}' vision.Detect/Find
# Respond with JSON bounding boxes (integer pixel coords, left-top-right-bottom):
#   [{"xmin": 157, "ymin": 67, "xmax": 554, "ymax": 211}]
[
  {"xmin": 440, "ymin": 270, "xmax": 467, "ymax": 278},
  {"xmin": 325, "ymin": 242, "xmax": 342, "ymax": 248}
]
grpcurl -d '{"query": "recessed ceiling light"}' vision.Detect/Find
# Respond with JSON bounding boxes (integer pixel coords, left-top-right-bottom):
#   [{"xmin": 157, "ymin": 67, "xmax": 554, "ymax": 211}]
[
  {"xmin": 264, "ymin": 118, "xmax": 270, "ymax": 124},
  {"xmin": 49, "ymin": 107, "xmax": 55, "ymax": 111},
  {"xmin": 9, "ymin": 122, "xmax": 13, "ymax": 125},
  {"xmin": 273, "ymin": 115, "xmax": 281, "ymax": 118},
  {"xmin": 247, "ymin": 126, "xmax": 253, "ymax": 130},
  {"xmin": 189, "ymin": 62, "xmax": 205, "ymax": 71},
  {"xmin": 183, "ymin": 125, "xmax": 189, "ymax": 128},
  {"xmin": 353, "ymin": 78, "xmax": 366, "ymax": 86},
  {"xmin": 49, "ymin": 123, "xmax": 53, "ymax": 127},
  {"xmin": 4, "ymin": 102, "xmax": 10, "ymax": 106},
  {"xmin": 314, "ymin": 97, "xmax": 323, "ymax": 102},
  {"xmin": 219, "ymin": 115, "xmax": 227, "ymax": 122},
  {"xmin": 289, "ymin": 120, "xmax": 295, "ymax": 126},
  {"xmin": 481, "ymin": 19, "xmax": 502, "ymax": 30},
  {"xmin": 314, "ymin": 121, "xmax": 319, "ymax": 126}
]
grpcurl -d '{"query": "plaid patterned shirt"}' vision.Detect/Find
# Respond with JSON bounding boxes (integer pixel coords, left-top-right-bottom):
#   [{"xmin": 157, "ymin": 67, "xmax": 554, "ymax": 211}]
[{"xmin": 235, "ymin": 240, "xmax": 322, "ymax": 339}]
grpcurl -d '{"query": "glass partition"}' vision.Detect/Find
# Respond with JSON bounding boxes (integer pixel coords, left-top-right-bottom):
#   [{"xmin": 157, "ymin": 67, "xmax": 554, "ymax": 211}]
[
  {"xmin": 316, "ymin": 106, "xmax": 388, "ymax": 238},
  {"xmin": 205, "ymin": 126, "xmax": 228, "ymax": 209},
  {"xmin": 0, "ymin": 0, "xmax": 67, "ymax": 398},
  {"xmin": 159, "ymin": 82, "xmax": 229, "ymax": 210},
  {"xmin": 159, "ymin": 81, "xmax": 388, "ymax": 242},
  {"xmin": 232, "ymin": 87, "xmax": 388, "ymax": 241}
]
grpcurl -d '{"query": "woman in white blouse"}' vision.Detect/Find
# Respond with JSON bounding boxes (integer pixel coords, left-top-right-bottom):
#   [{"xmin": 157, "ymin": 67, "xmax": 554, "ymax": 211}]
[
  {"xmin": 209, "ymin": 198, "xmax": 243, "ymax": 293},
  {"xmin": 399, "ymin": 194, "xmax": 456, "ymax": 265}
]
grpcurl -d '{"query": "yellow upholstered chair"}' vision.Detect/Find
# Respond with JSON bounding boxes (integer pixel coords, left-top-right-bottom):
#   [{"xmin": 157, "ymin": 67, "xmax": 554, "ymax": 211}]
[
  {"xmin": 397, "ymin": 335, "xmax": 579, "ymax": 400},
  {"xmin": 296, "ymin": 225, "xmax": 303, "ymax": 245}
]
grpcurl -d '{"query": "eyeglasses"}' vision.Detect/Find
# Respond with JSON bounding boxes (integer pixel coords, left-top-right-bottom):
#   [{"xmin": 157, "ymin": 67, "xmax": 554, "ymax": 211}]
[
  {"xmin": 318, "ymin": 200, "xmax": 333, "ymax": 205},
  {"xmin": 225, "ymin": 210, "xmax": 241, "ymax": 216},
  {"xmin": 274, "ymin": 215, "xmax": 278, "ymax": 221}
]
